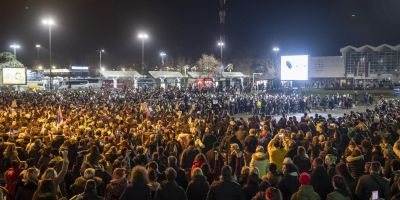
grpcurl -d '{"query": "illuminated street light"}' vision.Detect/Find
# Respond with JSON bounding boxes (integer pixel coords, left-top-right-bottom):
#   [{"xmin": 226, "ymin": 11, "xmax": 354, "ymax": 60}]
[
  {"xmin": 160, "ymin": 52, "xmax": 166, "ymax": 66},
  {"xmin": 52, "ymin": 65, "xmax": 56, "ymax": 69},
  {"xmin": 37, "ymin": 65, "xmax": 43, "ymax": 70},
  {"xmin": 10, "ymin": 44, "xmax": 21, "ymax": 58},
  {"xmin": 42, "ymin": 17, "xmax": 55, "ymax": 89},
  {"xmin": 101, "ymin": 67, "xmax": 106, "ymax": 71},
  {"xmin": 35, "ymin": 44, "xmax": 41, "ymax": 61},
  {"xmin": 272, "ymin": 47, "xmax": 280, "ymax": 53},
  {"xmin": 217, "ymin": 41, "xmax": 224, "ymax": 67},
  {"xmin": 137, "ymin": 32, "xmax": 149, "ymax": 73},
  {"xmin": 121, "ymin": 67, "xmax": 126, "ymax": 71}
]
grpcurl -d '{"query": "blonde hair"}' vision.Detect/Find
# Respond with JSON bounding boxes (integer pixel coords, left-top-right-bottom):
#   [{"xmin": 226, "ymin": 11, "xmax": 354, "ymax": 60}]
[
  {"xmin": 23, "ymin": 167, "xmax": 40, "ymax": 184},
  {"xmin": 41, "ymin": 168, "xmax": 57, "ymax": 180},
  {"xmin": 191, "ymin": 167, "xmax": 203, "ymax": 178},
  {"xmin": 255, "ymin": 146, "xmax": 264, "ymax": 153},
  {"xmin": 241, "ymin": 166, "xmax": 250, "ymax": 176}
]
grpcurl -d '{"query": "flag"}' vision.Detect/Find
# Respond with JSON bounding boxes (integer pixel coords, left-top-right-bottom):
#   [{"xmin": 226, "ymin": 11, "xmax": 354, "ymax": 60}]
[{"xmin": 57, "ymin": 106, "xmax": 63, "ymax": 124}]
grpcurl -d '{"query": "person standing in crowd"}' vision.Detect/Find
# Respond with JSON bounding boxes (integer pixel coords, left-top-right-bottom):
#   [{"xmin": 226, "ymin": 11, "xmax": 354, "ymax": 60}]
[
  {"xmin": 326, "ymin": 175, "xmax": 351, "ymax": 200},
  {"xmin": 104, "ymin": 168, "xmax": 128, "ymax": 200},
  {"xmin": 242, "ymin": 172, "xmax": 260, "ymax": 200},
  {"xmin": 32, "ymin": 179, "xmax": 58, "ymax": 200},
  {"xmin": 120, "ymin": 166, "xmax": 152, "ymax": 200},
  {"xmin": 15, "ymin": 167, "xmax": 40, "ymax": 200},
  {"xmin": 277, "ymin": 163, "xmax": 299, "ymax": 200},
  {"xmin": 268, "ymin": 134, "xmax": 287, "ymax": 171},
  {"xmin": 186, "ymin": 168, "xmax": 209, "ymax": 200},
  {"xmin": 293, "ymin": 146, "xmax": 311, "ymax": 173},
  {"xmin": 311, "ymin": 158, "xmax": 333, "ymax": 200},
  {"xmin": 156, "ymin": 167, "xmax": 187, "ymax": 200},
  {"xmin": 206, "ymin": 165, "xmax": 245, "ymax": 200},
  {"xmin": 290, "ymin": 172, "xmax": 320, "ymax": 200},
  {"xmin": 250, "ymin": 146, "xmax": 269, "ymax": 179},
  {"xmin": 181, "ymin": 140, "xmax": 200, "ymax": 170},
  {"xmin": 70, "ymin": 179, "xmax": 103, "ymax": 200},
  {"xmin": 355, "ymin": 161, "xmax": 391, "ymax": 200}
]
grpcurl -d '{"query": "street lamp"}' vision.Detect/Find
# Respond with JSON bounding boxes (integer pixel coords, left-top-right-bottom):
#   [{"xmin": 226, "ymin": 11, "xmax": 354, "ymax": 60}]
[
  {"xmin": 272, "ymin": 47, "xmax": 280, "ymax": 55},
  {"xmin": 35, "ymin": 44, "xmax": 41, "ymax": 61},
  {"xmin": 42, "ymin": 17, "xmax": 55, "ymax": 89},
  {"xmin": 101, "ymin": 67, "xmax": 106, "ymax": 71},
  {"xmin": 160, "ymin": 52, "xmax": 166, "ymax": 66},
  {"xmin": 217, "ymin": 41, "xmax": 225, "ymax": 66},
  {"xmin": 10, "ymin": 44, "xmax": 21, "ymax": 59},
  {"xmin": 99, "ymin": 49, "xmax": 105, "ymax": 73},
  {"xmin": 137, "ymin": 32, "xmax": 149, "ymax": 73}
]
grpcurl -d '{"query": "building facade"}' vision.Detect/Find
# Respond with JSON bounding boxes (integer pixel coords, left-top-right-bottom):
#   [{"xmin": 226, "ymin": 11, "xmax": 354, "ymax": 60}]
[{"xmin": 340, "ymin": 44, "xmax": 400, "ymax": 83}]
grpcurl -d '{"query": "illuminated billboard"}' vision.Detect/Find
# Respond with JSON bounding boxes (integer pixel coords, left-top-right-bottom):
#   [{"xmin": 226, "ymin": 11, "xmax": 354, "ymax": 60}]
[
  {"xmin": 2, "ymin": 68, "xmax": 27, "ymax": 85},
  {"xmin": 280, "ymin": 55, "xmax": 308, "ymax": 80}
]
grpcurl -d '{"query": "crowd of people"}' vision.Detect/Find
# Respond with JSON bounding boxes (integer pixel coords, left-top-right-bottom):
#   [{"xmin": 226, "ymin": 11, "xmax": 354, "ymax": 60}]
[{"xmin": 0, "ymin": 87, "xmax": 399, "ymax": 200}]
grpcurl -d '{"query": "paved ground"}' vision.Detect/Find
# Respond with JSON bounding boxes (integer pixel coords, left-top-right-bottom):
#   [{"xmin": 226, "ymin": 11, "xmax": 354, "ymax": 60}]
[{"xmin": 233, "ymin": 105, "xmax": 375, "ymax": 120}]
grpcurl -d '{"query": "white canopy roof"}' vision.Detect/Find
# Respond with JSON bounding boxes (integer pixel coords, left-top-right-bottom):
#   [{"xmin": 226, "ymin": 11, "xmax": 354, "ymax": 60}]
[
  {"xmin": 100, "ymin": 70, "xmax": 143, "ymax": 78},
  {"xmin": 43, "ymin": 69, "xmax": 70, "ymax": 73},
  {"xmin": 222, "ymin": 72, "xmax": 246, "ymax": 78},
  {"xmin": 340, "ymin": 44, "xmax": 400, "ymax": 53},
  {"xmin": 148, "ymin": 71, "xmax": 184, "ymax": 78}
]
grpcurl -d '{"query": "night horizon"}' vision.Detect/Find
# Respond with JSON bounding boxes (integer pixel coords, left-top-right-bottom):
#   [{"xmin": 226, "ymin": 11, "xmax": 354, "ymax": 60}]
[{"xmin": 1, "ymin": 0, "xmax": 400, "ymax": 69}]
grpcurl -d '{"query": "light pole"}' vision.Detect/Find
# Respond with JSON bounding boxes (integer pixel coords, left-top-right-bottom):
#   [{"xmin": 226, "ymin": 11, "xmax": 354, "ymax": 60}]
[
  {"xmin": 137, "ymin": 32, "xmax": 149, "ymax": 73},
  {"xmin": 160, "ymin": 52, "xmax": 166, "ymax": 67},
  {"xmin": 217, "ymin": 41, "xmax": 224, "ymax": 67},
  {"xmin": 10, "ymin": 44, "xmax": 21, "ymax": 59},
  {"xmin": 42, "ymin": 17, "xmax": 55, "ymax": 89},
  {"xmin": 272, "ymin": 47, "xmax": 280, "ymax": 89},
  {"xmin": 272, "ymin": 47, "xmax": 280, "ymax": 56},
  {"xmin": 35, "ymin": 44, "xmax": 41, "ymax": 61},
  {"xmin": 99, "ymin": 49, "xmax": 105, "ymax": 73}
]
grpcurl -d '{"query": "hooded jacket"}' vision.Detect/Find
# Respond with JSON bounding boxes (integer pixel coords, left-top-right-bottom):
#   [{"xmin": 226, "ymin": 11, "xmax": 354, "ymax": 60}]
[
  {"xmin": 186, "ymin": 175, "xmax": 209, "ymax": 200},
  {"xmin": 290, "ymin": 185, "xmax": 320, "ymax": 200},
  {"xmin": 267, "ymin": 138, "xmax": 287, "ymax": 171},
  {"xmin": 249, "ymin": 152, "xmax": 269, "ymax": 179}
]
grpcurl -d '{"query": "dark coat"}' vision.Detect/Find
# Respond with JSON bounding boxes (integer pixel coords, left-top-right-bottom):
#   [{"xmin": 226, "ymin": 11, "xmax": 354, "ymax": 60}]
[
  {"xmin": 202, "ymin": 133, "xmax": 217, "ymax": 154},
  {"xmin": 181, "ymin": 146, "xmax": 200, "ymax": 170},
  {"xmin": 206, "ymin": 179, "xmax": 245, "ymax": 200},
  {"xmin": 244, "ymin": 135, "xmax": 258, "ymax": 154},
  {"xmin": 278, "ymin": 173, "xmax": 299, "ymax": 200},
  {"xmin": 243, "ymin": 183, "xmax": 259, "ymax": 200},
  {"xmin": 156, "ymin": 180, "xmax": 187, "ymax": 200},
  {"xmin": 15, "ymin": 181, "xmax": 38, "ymax": 200},
  {"xmin": 355, "ymin": 173, "xmax": 391, "ymax": 200},
  {"xmin": 311, "ymin": 166, "xmax": 333, "ymax": 200},
  {"xmin": 345, "ymin": 155, "xmax": 365, "ymax": 181},
  {"xmin": 186, "ymin": 175, "xmax": 210, "ymax": 200},
  {"xmin": 105, "ymin": 179, "xmax": 128, "ymax": 200},
  {"xmin": 119, "ymin": 183, "xmax": 152, "ymax": 200},
  {"xmin": 293, "ymin": 155, "xmax": 311, "ymax": 173}
]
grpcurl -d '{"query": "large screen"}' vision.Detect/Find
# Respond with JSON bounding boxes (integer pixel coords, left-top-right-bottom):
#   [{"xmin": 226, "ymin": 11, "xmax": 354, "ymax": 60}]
[
  {"xmin": 2, "ymin": 68, "xmax": 27, "ymax": 85},
  {"xmin": 280, "ymin": 55, "xmax": 308, "ymax": 80}
]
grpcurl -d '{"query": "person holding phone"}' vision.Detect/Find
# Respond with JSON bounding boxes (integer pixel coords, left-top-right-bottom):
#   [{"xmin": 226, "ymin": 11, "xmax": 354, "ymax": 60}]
[{"xmin": 355, "ymin": 161, "xmax": 391, "ymax": 200}]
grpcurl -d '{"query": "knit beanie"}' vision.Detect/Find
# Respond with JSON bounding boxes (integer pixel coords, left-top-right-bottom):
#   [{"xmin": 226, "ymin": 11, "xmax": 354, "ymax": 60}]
[{"xmin": 298, "ymin": 172, "xmax": 311, "ymax": 185}]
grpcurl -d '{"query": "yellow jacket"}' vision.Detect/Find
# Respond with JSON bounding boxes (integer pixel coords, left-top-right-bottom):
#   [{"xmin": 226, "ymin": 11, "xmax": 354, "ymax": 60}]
[{"xmin": 268, "ymin": 138, "xmax": 288, "ymax": 171}]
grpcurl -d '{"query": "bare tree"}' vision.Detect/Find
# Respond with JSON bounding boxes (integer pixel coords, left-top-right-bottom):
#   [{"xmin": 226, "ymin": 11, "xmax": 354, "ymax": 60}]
[{"xmin": 196, "ymin": 54, "xmax": 219, "ymax": 73}]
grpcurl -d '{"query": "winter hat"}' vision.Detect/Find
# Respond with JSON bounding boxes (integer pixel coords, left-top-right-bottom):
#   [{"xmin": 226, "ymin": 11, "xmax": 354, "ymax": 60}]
[{"xmin": 298, "ymin": 172, "xmax": 311, "ymax": 185}]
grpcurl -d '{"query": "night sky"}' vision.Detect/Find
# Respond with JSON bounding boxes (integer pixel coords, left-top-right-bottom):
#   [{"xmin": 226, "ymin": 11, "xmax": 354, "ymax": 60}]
[{"xmin": 1, "ymin": 0, "xmax": 400, "ymax": 68}]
